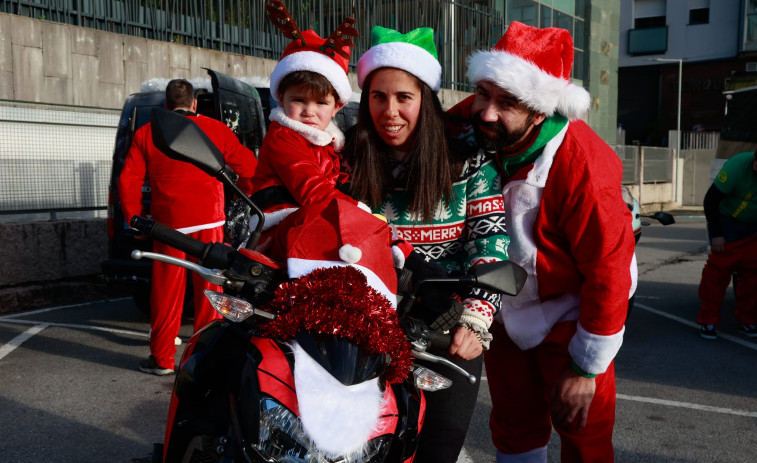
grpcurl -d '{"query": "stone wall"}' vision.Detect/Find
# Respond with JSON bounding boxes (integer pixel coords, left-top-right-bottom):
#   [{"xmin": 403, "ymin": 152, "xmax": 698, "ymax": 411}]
[
  {"xmin": 0, "ymin": 219, "xmax": 107, "ymax": 287},
  {"xmin": 0, "ymin": 12, "xmax": 471, "ymax": 109}
]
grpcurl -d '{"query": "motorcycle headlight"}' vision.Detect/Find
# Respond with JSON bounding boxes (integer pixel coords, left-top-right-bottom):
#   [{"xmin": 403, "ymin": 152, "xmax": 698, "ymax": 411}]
[{"xmin": 253, "ymin": 397, "xmax": 392, "ymax": 463}]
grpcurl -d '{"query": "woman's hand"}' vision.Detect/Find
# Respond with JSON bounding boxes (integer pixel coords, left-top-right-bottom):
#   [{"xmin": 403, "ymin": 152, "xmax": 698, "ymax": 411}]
[{"xmin": 448, "ymin": 326, "xmax": 483, "ymax": 360}]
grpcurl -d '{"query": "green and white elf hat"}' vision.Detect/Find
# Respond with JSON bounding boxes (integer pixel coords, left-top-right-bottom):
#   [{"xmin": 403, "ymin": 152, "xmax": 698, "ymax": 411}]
[{"xmin": 357, "ymin": 26, "xmax": 442, "ymax": 93}]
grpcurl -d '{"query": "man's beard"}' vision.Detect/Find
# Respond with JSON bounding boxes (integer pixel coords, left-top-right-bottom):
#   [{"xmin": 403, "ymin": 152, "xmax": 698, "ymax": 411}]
[{"xmin": 472, "ymin": 112, "xmax": 534, "ymax": 152}]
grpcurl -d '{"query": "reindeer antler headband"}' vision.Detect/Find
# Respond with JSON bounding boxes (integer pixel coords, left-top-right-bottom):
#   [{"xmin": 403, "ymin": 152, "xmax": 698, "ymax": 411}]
[{"xmin": 266, "ymin": 0, "xmax": 358, "ymax": 103}]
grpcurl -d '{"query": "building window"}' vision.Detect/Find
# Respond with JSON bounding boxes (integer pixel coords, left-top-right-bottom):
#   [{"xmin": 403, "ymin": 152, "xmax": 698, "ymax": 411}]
[
  {"xmin": 689, "ymin": 8, "xmax": 709, "ymax": 24},
  {"xmin": 507, "ymin": 0, "xmax": 538, "ymax": 27},
  {"xmin": 634, "ymin": 0, "xmax": 666, "ymax": 28},
  {"xmin": 635, "ymin": 16, "xmax": 666, "ymax": 29}
]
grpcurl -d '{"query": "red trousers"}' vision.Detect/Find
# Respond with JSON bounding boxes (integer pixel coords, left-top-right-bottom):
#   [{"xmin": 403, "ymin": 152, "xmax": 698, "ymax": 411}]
[
  {"xmin": 149, "ymin": 226, "xmax": 223, "ymax": 369},
  {"xmin": 485, "ymin": 321, "xmax": 616, "ymax": 462},
  {"xmin": 697, "ymin": 235, "xmax": 757, "ymax": 326}
]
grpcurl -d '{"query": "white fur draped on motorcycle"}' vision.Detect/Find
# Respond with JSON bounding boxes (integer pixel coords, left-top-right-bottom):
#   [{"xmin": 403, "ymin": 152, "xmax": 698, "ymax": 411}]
[{"xmin": 291, "ymin": 341, "xmax": 391, "ymax": 458}]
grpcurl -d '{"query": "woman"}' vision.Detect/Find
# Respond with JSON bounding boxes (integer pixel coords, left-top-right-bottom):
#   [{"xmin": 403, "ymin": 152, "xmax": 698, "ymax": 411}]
[{"xmin": 343, "ymin": 26, "xmax": 510, "ymax": 463}]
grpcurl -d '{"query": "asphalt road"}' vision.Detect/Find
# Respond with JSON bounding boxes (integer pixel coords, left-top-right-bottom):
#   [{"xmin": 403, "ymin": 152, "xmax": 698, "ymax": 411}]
[{"xmin": 1, "ymin": 214, "xmax": 756, "ymax": 462}]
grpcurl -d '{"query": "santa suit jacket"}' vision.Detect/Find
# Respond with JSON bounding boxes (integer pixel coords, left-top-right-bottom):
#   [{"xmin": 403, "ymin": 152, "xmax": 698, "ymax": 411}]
[
  {"xmin": 499, "ymin": 120, "xmax": 636, "ymax": 375},
  {"xmin": 118, "ymin": 112, "xmax": 257, "ymax": 233},
  {"xmin": 250, "ymin": 107, "xmax": 357, "ymax": 228}
]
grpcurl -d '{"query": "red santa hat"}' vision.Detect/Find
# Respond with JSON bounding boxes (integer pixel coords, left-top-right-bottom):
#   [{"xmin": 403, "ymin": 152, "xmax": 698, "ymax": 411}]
[
  {"xmin": 274, "ymin": 198, "xmax": 397, "ymax": 307},
  {"xmin": 467, "ymin": 21, "xmax": 590, "ymax": 120},
  {"xmin": 267, "ymin": 0, "xmax": 357, "ymax": 104},
  {"xmin": 260, "ymin": 199, "xmax": 412, "ymax": 384}
]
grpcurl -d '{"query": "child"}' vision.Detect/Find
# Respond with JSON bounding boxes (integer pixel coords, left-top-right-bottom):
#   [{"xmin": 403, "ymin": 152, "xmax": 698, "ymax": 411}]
[{"xmin": 251, "ymin": 1, "xmax": 368, "ymax": 240}]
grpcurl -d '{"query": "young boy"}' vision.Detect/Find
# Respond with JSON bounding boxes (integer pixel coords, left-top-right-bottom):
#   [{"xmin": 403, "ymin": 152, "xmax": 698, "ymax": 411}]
[{"xmin": 251, "ymin": 6, "xmax": 367, "ymax": 239}]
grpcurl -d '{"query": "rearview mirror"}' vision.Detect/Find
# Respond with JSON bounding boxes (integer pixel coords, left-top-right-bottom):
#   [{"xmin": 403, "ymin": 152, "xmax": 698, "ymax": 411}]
[
  {"xmin": 642, "ymin": 211, "xmax": 676, "ymax": 226},
  {"xmin": 150, "ymin": 108, "xmax": 226, "ymax": 177},
  {"xmin": 466, "ymin": 260, "xmax": 527, "ymax": 296}
]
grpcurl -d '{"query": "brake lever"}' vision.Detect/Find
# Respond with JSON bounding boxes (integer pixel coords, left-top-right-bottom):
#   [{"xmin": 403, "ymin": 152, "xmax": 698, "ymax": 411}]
[{"xmin": 131, "ymin": 250, "xmax": 241, "ymax": 289}]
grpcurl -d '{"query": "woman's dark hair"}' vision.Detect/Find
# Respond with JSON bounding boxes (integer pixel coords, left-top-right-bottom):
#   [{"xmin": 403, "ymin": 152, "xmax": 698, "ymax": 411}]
[
  {"xmin": 278, "ymin": 70, "xmax": 340, "ymax": 102},
  {"xmin": 344, "ymin": 69, "xmax": 465, "ymax": 223}
]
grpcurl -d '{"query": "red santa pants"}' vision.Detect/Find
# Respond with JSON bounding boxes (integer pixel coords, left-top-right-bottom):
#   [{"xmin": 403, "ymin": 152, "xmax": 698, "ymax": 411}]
[
  {"xmin": 697, "ymin": 235, "xmax": 757, "ymax": 326},
  {"xmin": 485, "ymin": 321, "xmax": 616, "ymax": 462},
  {"xmin": 149, "ymin": 226, "xmax": 224, "ymax": 369}
]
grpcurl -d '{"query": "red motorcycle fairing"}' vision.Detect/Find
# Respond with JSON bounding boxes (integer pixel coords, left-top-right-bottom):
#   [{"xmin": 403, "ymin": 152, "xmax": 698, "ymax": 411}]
[
  {"xmin": 250, "ymin": 336, "xmax": 299, "ymax": 415},
  {"xmin": 162, "ymin": 319, "xmax": 253, "ymax": 463},
  {"xmin": 250, "ymin": 335, "xmax": 402, "ymax": 441}
]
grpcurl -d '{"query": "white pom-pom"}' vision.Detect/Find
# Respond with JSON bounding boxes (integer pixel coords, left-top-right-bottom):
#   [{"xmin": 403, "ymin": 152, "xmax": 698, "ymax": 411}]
[{"xmin": 339, "ymin": 244, "xmax": 362, "ymax": 264}]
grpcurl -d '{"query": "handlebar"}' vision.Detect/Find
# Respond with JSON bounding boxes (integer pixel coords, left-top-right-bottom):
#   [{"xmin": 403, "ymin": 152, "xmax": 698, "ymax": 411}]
[{"xmin": 130, "ymin": 216, "xmax": 237, "ymax": 269}]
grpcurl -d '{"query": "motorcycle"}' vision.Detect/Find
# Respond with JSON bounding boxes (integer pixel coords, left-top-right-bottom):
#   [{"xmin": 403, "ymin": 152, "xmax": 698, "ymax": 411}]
[{"xmin": 134, "ymin": 108, "xmax": 527, "ymax": 463}]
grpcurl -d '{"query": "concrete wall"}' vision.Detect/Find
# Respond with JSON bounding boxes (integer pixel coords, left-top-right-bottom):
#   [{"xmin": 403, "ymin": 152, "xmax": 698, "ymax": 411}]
[
  {"xmin": 0, "ymin": 219, "xmax": 107, "ymax": 287},
  {"xmin": 681, "ymin": 149, "xmax": 717, "ymax": 207},
  {"xmin": 0, "ymin": 12, "xmax": 471, "ymax": 109}
]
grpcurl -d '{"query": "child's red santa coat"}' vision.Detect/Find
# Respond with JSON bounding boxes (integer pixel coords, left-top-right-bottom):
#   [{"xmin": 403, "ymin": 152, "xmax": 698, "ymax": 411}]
[{"xmin": 250, "ymin": 107, "xmax": 358, "ymax": 229}]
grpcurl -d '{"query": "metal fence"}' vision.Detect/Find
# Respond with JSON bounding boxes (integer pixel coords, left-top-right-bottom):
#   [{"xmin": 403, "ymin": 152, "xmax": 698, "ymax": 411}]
[
  {"xmin": 614, "ymin": 145, "xmax": 674, "ymax": 185},
  {"xmin": 0, "ymin": 102, "xmax": 119, "ymax": 220},
  {"xmin": 1, "ymin": 0, "xmax": 503, "ymax": 91}
]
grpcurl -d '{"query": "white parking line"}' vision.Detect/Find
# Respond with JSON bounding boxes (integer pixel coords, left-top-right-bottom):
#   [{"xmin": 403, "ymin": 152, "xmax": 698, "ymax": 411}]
[
  {"xmin": 0, "ymin": 298, "xmax": 129, "ymax": 320},
  {"xmin": 457, "ymin": 448, "xmax": 473, "ymax": 463},
  {"xmin": 0, "ymin": 324, "xmax": 48, "ymax": 361},
  {"xmin": 635, "ymin": 302, "xmax": 757, "ymax": 352},
  {"xmin": 0, "ymin": 300, "xmax": 149, "ymax": 355},
  {"xmin": 0, "ymin": 317, "xmax": 148, "ymax": 339},
  {"xmin": 617, "ymin": 393, "xmax": 757, "ymax": 418}
]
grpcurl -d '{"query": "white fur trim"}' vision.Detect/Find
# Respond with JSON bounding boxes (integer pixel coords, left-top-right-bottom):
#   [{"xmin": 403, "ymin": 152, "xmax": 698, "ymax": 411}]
[
  {"xmin": 568, "ymin": 322, "xmax": 624, "ymax": 375},
  {"xmin": 357, "ymin": 42, "xmax": 442, "ymax": 93},
  {"xmin": 339, "ymin": 244, "xmax": 362, "ymax": 264},
  {"xmin": 270, "ymin": 51, "xmax": 353, "ymax": 104},
  {"xmin": 270, "ymin": 107, "xmax": 343, "ymax": 147},
  {"xmin": 287, "ymin": 258, "xmax": 397, "ymax": 308},
  {"xmin": 291, "ymin": 342, "xmax": 388, "ymax": 458},
  {"xmin": 391, "ymin": 246, "xmax": 405, "ymax": 268},
  {"xmin": 629, "ymin": 253, "xmax": 638, "ymax": 298},
  {"xmin": 176, "ymin": 220, "xmax": 225, "ymax": 234},
  {"xmin": 325, "ymin": 121, "xmax": 345, "ymax": 152},
  {"xmin": 357, "ymin": 201, "xmax": 372, "ymax": 213},
  {"xmin": 250, "ymin": 207, "xmax": 298, "ymax": 232},
  {"xmin": 498, "ymin": 125, "xmax": 575, "ymax": 350},
  {"xmin": 467, "ymin": 50, "xmax": 590, "ymax": 120}
]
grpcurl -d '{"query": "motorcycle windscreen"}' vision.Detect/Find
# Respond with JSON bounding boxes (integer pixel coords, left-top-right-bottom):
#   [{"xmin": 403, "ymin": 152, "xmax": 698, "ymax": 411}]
[{"xmin": 294, "ymin": 331, "xmax": 388, "ymax": 386}]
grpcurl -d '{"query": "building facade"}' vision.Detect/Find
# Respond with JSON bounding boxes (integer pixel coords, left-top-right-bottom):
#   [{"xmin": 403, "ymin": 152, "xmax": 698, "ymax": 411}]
[
  {"xmin": 1, "ymin": 0, "xmax": 621, "ymax": 141},
  {"xmin": 618, "ymin": 0, "xmax": 757, "ymax": 146}
]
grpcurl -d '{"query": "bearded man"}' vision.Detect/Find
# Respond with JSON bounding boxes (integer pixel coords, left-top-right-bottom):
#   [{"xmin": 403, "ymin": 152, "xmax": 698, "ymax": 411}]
[{"xmin": 450, "ymin": 21, "xmax": 636, "ymax": 462}]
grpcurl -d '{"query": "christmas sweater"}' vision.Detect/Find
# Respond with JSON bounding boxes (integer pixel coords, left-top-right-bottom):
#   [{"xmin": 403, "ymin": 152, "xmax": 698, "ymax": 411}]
[
  {"xmin": 497, "ymin": 120, "xmax": 635, "ymax": 376},
  {"xmin": 118, "ymin": 112, "xmax": 256, "ymax": 232},
  {"xmin": 251, "ymin": 107, "xmax": 357, "ymax": 229},
  {"xmin": 377, "ymin": 151, "xmax": 510, "ymax": 331}
]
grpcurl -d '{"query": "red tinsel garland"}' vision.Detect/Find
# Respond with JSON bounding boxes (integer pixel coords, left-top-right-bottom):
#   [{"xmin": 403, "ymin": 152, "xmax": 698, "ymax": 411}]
[{"xmin": 260, "ymin": 266, "xmax": 413, "ymax": 384}]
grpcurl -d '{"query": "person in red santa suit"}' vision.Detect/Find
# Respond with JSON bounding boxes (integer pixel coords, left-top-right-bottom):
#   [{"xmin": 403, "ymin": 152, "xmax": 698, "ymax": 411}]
[
  {"xmin": 249, "ymin": 1, "xmax": 369, "ymax": 244},
  {"xmin": 118, "ymin": 78, "xmax": 257, "ymax": 375},
  {"xmin": 449, "ymin": 21, "xmax": 636, "ymax": 462}
]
